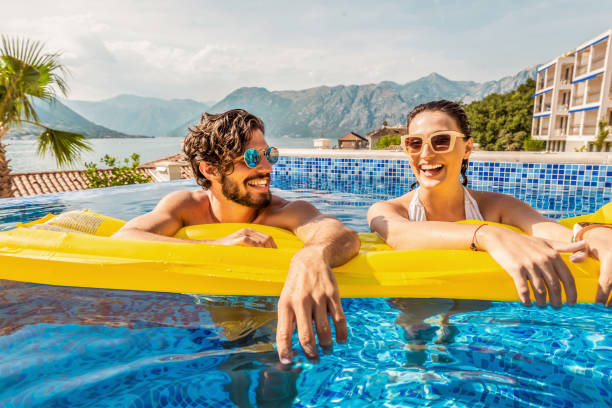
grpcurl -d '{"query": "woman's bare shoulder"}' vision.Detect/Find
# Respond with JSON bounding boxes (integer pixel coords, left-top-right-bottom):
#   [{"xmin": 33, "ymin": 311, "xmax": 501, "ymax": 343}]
[
  {"xmin": 369, "ymin": 191, "xmax": 415, "ymax": 218},
  {"xmin": 468, "ymin": 189, "xmax": 529, "ymax": 222}
]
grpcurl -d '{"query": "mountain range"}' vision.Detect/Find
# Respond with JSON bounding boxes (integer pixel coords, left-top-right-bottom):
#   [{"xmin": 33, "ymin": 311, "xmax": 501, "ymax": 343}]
[
  {"xmin": 7, "ymin": 66, "xmax": 536, "ymax": 141},
  {"xmin": 169, "ymin": 66, "xmax": 537, "ymax": 139},
  {"xmin": 62, "ymin": 95, "xmax": 211, "ymax": 137},
  {"xmin": 6, "ymin": 99, "xmax": 144, "ymax": 139}
]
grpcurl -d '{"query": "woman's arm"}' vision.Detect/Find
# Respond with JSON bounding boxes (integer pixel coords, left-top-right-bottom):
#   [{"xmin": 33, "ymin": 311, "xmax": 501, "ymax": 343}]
[
  {"xmin": 368, "ymin": 198, "xmax": 586, "ymax": 307},
  {"xmin": 491, "ymin": 192, "xmax": 574, "ymax": 242},
  {"xmin": 490, "ymin": 194, "xmax": 612, "ymax": 306},
  {"xmin": 368, "ymin": 201, "xmax": 485, "ymax": 249},
  {"xmin": 583, "ymin": 227, "xmax": 612, "ymax": 306}
]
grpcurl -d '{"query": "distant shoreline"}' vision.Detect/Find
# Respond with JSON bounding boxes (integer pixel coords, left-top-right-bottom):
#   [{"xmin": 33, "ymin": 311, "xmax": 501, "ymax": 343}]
[{"xmin": 4, "ymin": 134, "xmax": 156, "ymax": 140}]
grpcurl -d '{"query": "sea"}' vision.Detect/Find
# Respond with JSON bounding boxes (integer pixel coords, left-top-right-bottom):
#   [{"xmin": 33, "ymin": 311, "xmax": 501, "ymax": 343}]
[{"xmin": 4, "ymin": 137, "xmax": 312, "ymax": 173}]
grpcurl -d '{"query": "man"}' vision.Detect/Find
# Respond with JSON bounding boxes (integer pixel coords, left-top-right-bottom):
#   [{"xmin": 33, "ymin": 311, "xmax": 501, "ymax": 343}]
[{"xmin": 113, "ymin": 109, "xmax": 361, "ymax": 364}]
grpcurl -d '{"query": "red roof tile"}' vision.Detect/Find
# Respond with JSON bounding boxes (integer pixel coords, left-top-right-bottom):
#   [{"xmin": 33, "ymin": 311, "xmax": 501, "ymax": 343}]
[{"xmin": 9, "ymin": 164, "xmax": 192, "ymax": 198}]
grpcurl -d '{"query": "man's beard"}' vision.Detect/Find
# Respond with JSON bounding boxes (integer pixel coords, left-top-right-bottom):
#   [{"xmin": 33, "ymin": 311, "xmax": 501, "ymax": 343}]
[{"xmin": 221, "ymin": 174, "xmax": 271, "ymax": 208}]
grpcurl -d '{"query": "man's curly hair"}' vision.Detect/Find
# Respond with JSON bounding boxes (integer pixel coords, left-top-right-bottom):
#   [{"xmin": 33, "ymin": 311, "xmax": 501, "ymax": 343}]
[{"xmin": 183, "ymin": 109, "xmax": 265, "ymax": 189}]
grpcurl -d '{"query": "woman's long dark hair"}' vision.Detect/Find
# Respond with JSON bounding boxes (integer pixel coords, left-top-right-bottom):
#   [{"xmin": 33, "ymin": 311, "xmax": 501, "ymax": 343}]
[{"xmin": 407, "ymin": 100, "xmax": 472, "ymax": 189}]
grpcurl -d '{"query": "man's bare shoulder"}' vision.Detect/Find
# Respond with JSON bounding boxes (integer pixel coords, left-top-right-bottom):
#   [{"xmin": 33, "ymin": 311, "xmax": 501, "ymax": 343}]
[
  {"xmin": 265, "ymin": 195, "xmax": 316, "ymax": 216},
  {"xmin": 259, "ymin": 195, "xmax": 322, "ymax": 232},
  {"xmin": 155, "ymin": 189, "xmax": 210, "ymax": 211}
]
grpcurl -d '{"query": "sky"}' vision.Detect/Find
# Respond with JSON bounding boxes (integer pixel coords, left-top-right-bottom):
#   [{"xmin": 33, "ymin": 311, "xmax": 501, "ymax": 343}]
[{"xmin": 3, "ymin": 0, "xmax": 612, "ymax": 103}]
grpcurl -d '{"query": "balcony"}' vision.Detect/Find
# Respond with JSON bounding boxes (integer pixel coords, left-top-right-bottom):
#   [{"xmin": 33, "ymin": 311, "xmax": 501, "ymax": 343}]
[
  {"xmin": 552, "ymin": 129, "xmax": 567, "ymax": 138},
  {"xmin": 591, "ymin": 55, "xmax": 606, "ymax": 71},
  {"xmin": 569, "ymin": 125, "xmax": 582, "ymax": 136},
  {"xmin": 559, "ymin": 79, "xmax": 572, "ymax": 88},
  {"xmin": 582, "ymin": 124, "xmax": 597, "ymax": 135},
  {"xmin": 572, "ymin": 94, "xmax": 585, "ymax": 106},
  {"xmin": 541, "ymin": 127, "xmax": 549, "ymax": 135},
  {"xmin": 586, "ymin": 90, "xmax": 601, "ymax": 104},
  {"xmin": 542, "ymin": 103, "xmax": 552, "ymax": 112},
  {"xmin": 575, "ymin": 64, "xmax": 588, "ymax": 77},
  {"xmin": 557, "ymin": 104, "xmax": 569, "ymax": 113}
]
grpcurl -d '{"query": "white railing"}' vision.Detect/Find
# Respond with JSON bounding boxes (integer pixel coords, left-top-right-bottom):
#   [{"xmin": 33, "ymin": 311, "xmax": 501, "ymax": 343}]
[
  {"xmin": 586, "ymin": 91, "xmax": 601, "ymax": 104},
  {"xmin": 591, "ymin": 55, "xmax": 605, "ymax": 71},
  {"xmin": 572, "ymin": 95, "xmax": 585, "ymax": 106},
  {"xmin": 553, "ymin": 129, "xmax": 567, "ymax": 137},
  {"xmin": 570, "ymin": 125, "xmax": 582, "ymax": 135},
  {"xmin": 583, "ymin": 125, "xmax": 597, "ymax": 135},
  {"xmin": 575, "ymin": 65, "xmax": 588, "ymax": 76},
  {"xmin": 558, "ymin": 104, "xmax": 569, "ymax": 112}
]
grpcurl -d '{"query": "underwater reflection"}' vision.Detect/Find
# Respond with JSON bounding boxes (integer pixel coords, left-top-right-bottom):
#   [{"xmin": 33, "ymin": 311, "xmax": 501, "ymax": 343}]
[
  {"xmin": 0, "ymin": 280, "xmax": 301, "ymax": 407},
  {"xmin": 388, "ymin": 298, "xmax": 492, "ymax": 367}
]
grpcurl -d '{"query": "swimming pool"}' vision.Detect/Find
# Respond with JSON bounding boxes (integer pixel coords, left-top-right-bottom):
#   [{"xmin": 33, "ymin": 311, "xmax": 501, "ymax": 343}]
[{"xmin": 0, "ymin": 176, "xmax": 610, "ymax": 407}]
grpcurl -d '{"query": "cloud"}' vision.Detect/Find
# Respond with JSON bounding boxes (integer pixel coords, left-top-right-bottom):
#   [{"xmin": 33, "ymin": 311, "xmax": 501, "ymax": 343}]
[{"xmin": 2, "ymin": 1, "xmax": 611, "ymax": 102}]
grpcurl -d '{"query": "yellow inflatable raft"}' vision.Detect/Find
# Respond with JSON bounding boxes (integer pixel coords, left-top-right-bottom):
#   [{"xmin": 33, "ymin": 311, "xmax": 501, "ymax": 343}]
[{"xmin": 0, "ymin": 203, "xmax": 609, "ymax": 302}]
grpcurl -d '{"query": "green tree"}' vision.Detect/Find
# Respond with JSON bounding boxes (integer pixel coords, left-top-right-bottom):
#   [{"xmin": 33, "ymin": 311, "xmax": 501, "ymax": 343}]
[
  {"xmin": 464, "ymin": 78, "xmax": 536, "ymax": 151},
  {"xmin": 522, "ymin": 136, "xmax": 545, "ymax": 151},
  {"xmin": 0, "ymin": 37, "xmax": 91, "ymax": 198},
  {"xmin": 593, "ymin": 118, "xmax": 610, "ymax": 152},
  {"xmin": 374, "ymin": 134, "xmax": 401, "ymax": 150},
  {"xmin": 84, "ymin": 153, "xmax": 151, "ymax": 188}
]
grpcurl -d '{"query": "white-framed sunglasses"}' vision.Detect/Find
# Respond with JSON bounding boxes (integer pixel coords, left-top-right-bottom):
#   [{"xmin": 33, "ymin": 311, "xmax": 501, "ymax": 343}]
[{"xmin": 400, "ymin": 131, "xmax": 466, "ymax": 154}]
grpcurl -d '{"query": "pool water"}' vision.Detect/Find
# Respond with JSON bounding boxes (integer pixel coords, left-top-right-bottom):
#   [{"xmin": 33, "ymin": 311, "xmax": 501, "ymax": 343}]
[{"xmin": 0, "ymin": 176, "xmax": 611, "ymax": 407}]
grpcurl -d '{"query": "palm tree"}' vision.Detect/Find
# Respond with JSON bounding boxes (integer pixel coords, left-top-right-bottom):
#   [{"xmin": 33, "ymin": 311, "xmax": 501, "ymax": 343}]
[{"xmin": 0, "ymin": 36, "xmax": 92, "ymax": 198}]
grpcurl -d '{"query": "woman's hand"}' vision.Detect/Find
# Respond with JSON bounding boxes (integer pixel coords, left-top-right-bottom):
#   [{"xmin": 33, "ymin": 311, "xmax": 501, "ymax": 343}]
[
  {"xmin": 478, "ymin": 225, "xmax": 587, "ymax": 307},
  {"xmin": 582, "ymin": 227, "xmax": 612, "ymax": 306}
]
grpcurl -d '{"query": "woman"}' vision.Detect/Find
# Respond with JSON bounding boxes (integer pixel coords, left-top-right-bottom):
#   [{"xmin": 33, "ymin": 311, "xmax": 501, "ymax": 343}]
[{"xmin": 367, "ymin": 100, "xmax": 612, "ymax": 307}]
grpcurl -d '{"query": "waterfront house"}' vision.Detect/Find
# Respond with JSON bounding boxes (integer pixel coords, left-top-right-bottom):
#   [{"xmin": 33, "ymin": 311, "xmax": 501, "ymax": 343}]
[
  {"xmin": 338, "ymin": 132, "xmax": 368, "ymax": 149},
  {"xmin": 366, "ymin": 125, "xmax": 407, "ymax": 149}
]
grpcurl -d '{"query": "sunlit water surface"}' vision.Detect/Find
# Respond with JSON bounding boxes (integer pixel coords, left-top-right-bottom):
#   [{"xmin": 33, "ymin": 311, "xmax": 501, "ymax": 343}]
[{"xmin": 0, "ymin": 176, "xmax": 610, "ymax": 407}]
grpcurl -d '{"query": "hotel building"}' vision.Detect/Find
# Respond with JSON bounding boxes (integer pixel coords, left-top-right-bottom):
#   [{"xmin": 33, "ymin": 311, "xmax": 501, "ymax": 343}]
[{"xmin": 532, "ymin": 29, "xmax": 612, "ymax": 152}]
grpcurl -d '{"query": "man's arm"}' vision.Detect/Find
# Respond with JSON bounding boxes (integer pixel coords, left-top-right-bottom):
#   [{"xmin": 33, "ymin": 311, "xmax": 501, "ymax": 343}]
[
  {"xmin": 274, "ymin": 200, "xmax": 360, "ymax": 364},
  {"xmin": 113, "ymin": 191, "xmax": 276, "ymax": 248},
  {"xmin": 112, "ymin": 191, "xmax": 193, "ymax": 242}
]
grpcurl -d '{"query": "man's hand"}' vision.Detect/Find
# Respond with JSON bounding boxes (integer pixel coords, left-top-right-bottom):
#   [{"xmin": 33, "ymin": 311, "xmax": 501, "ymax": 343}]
[
  {"xmin": 581, "ymin": 227, "xmax": 612, "ymax": 306},
  {"xmin": 275, "ymin": 246, "xmax": 348, "ymax": 364},
  {"xmin": 212, "ymin": 228, "xmax": 277, "ymax": 248}
]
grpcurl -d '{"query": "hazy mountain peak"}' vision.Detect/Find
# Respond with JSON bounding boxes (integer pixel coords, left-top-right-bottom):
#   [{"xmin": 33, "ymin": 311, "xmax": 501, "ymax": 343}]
[
  {"xmin": 7, "ymin": 99, "xmax": 141, "ymax": 139},
  {"xmin": 422, "ymin": 72, "xmax": 447, "ymax": 80},
  {"xmin": 62, "ymin": 95, "xmax": 211, "ymax": 136}
]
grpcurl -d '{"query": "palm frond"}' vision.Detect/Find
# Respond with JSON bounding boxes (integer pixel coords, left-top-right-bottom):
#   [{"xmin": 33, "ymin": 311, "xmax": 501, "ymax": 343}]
[
  {"xmin": 0, "ymin": 36, "xmax": 70, "ymax": 100},
  {"xmin": 36, "ymin": 127, "xmax": 92, "ymax": 168}
]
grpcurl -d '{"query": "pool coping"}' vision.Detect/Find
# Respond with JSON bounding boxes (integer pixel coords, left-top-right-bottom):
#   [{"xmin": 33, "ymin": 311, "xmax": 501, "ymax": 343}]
[{"xmin": 278, "ymin": 149, "xmax": 612, "ymax": 164}]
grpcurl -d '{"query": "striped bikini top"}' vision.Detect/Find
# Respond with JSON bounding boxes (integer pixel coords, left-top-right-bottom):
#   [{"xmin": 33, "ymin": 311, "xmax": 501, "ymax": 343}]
[{"xmin": 408, "ymin": 186, "xmax": 484, "ymax": 221}]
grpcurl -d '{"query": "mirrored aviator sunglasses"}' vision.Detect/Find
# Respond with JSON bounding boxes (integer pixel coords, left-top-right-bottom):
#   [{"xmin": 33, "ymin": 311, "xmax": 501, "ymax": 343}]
[
  {"xmin": 243, "ymin": 147, "xmax": 279, "ymax": 168},
  {"xmin": 401, "ymin": 131, "xmax": 464, "ymax": 154}
]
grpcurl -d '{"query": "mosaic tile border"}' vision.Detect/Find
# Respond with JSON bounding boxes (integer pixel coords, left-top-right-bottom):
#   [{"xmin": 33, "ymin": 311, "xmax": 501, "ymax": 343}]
[{"xmin": 273, "ymin": 157, "xmax": 612, "ymax": 191}]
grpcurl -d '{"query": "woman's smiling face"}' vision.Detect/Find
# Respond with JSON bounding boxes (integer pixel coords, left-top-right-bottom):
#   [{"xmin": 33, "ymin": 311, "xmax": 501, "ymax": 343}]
[{"xmin": 407, "ymin": 110, "xmax": 473, "ymax": 190}]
